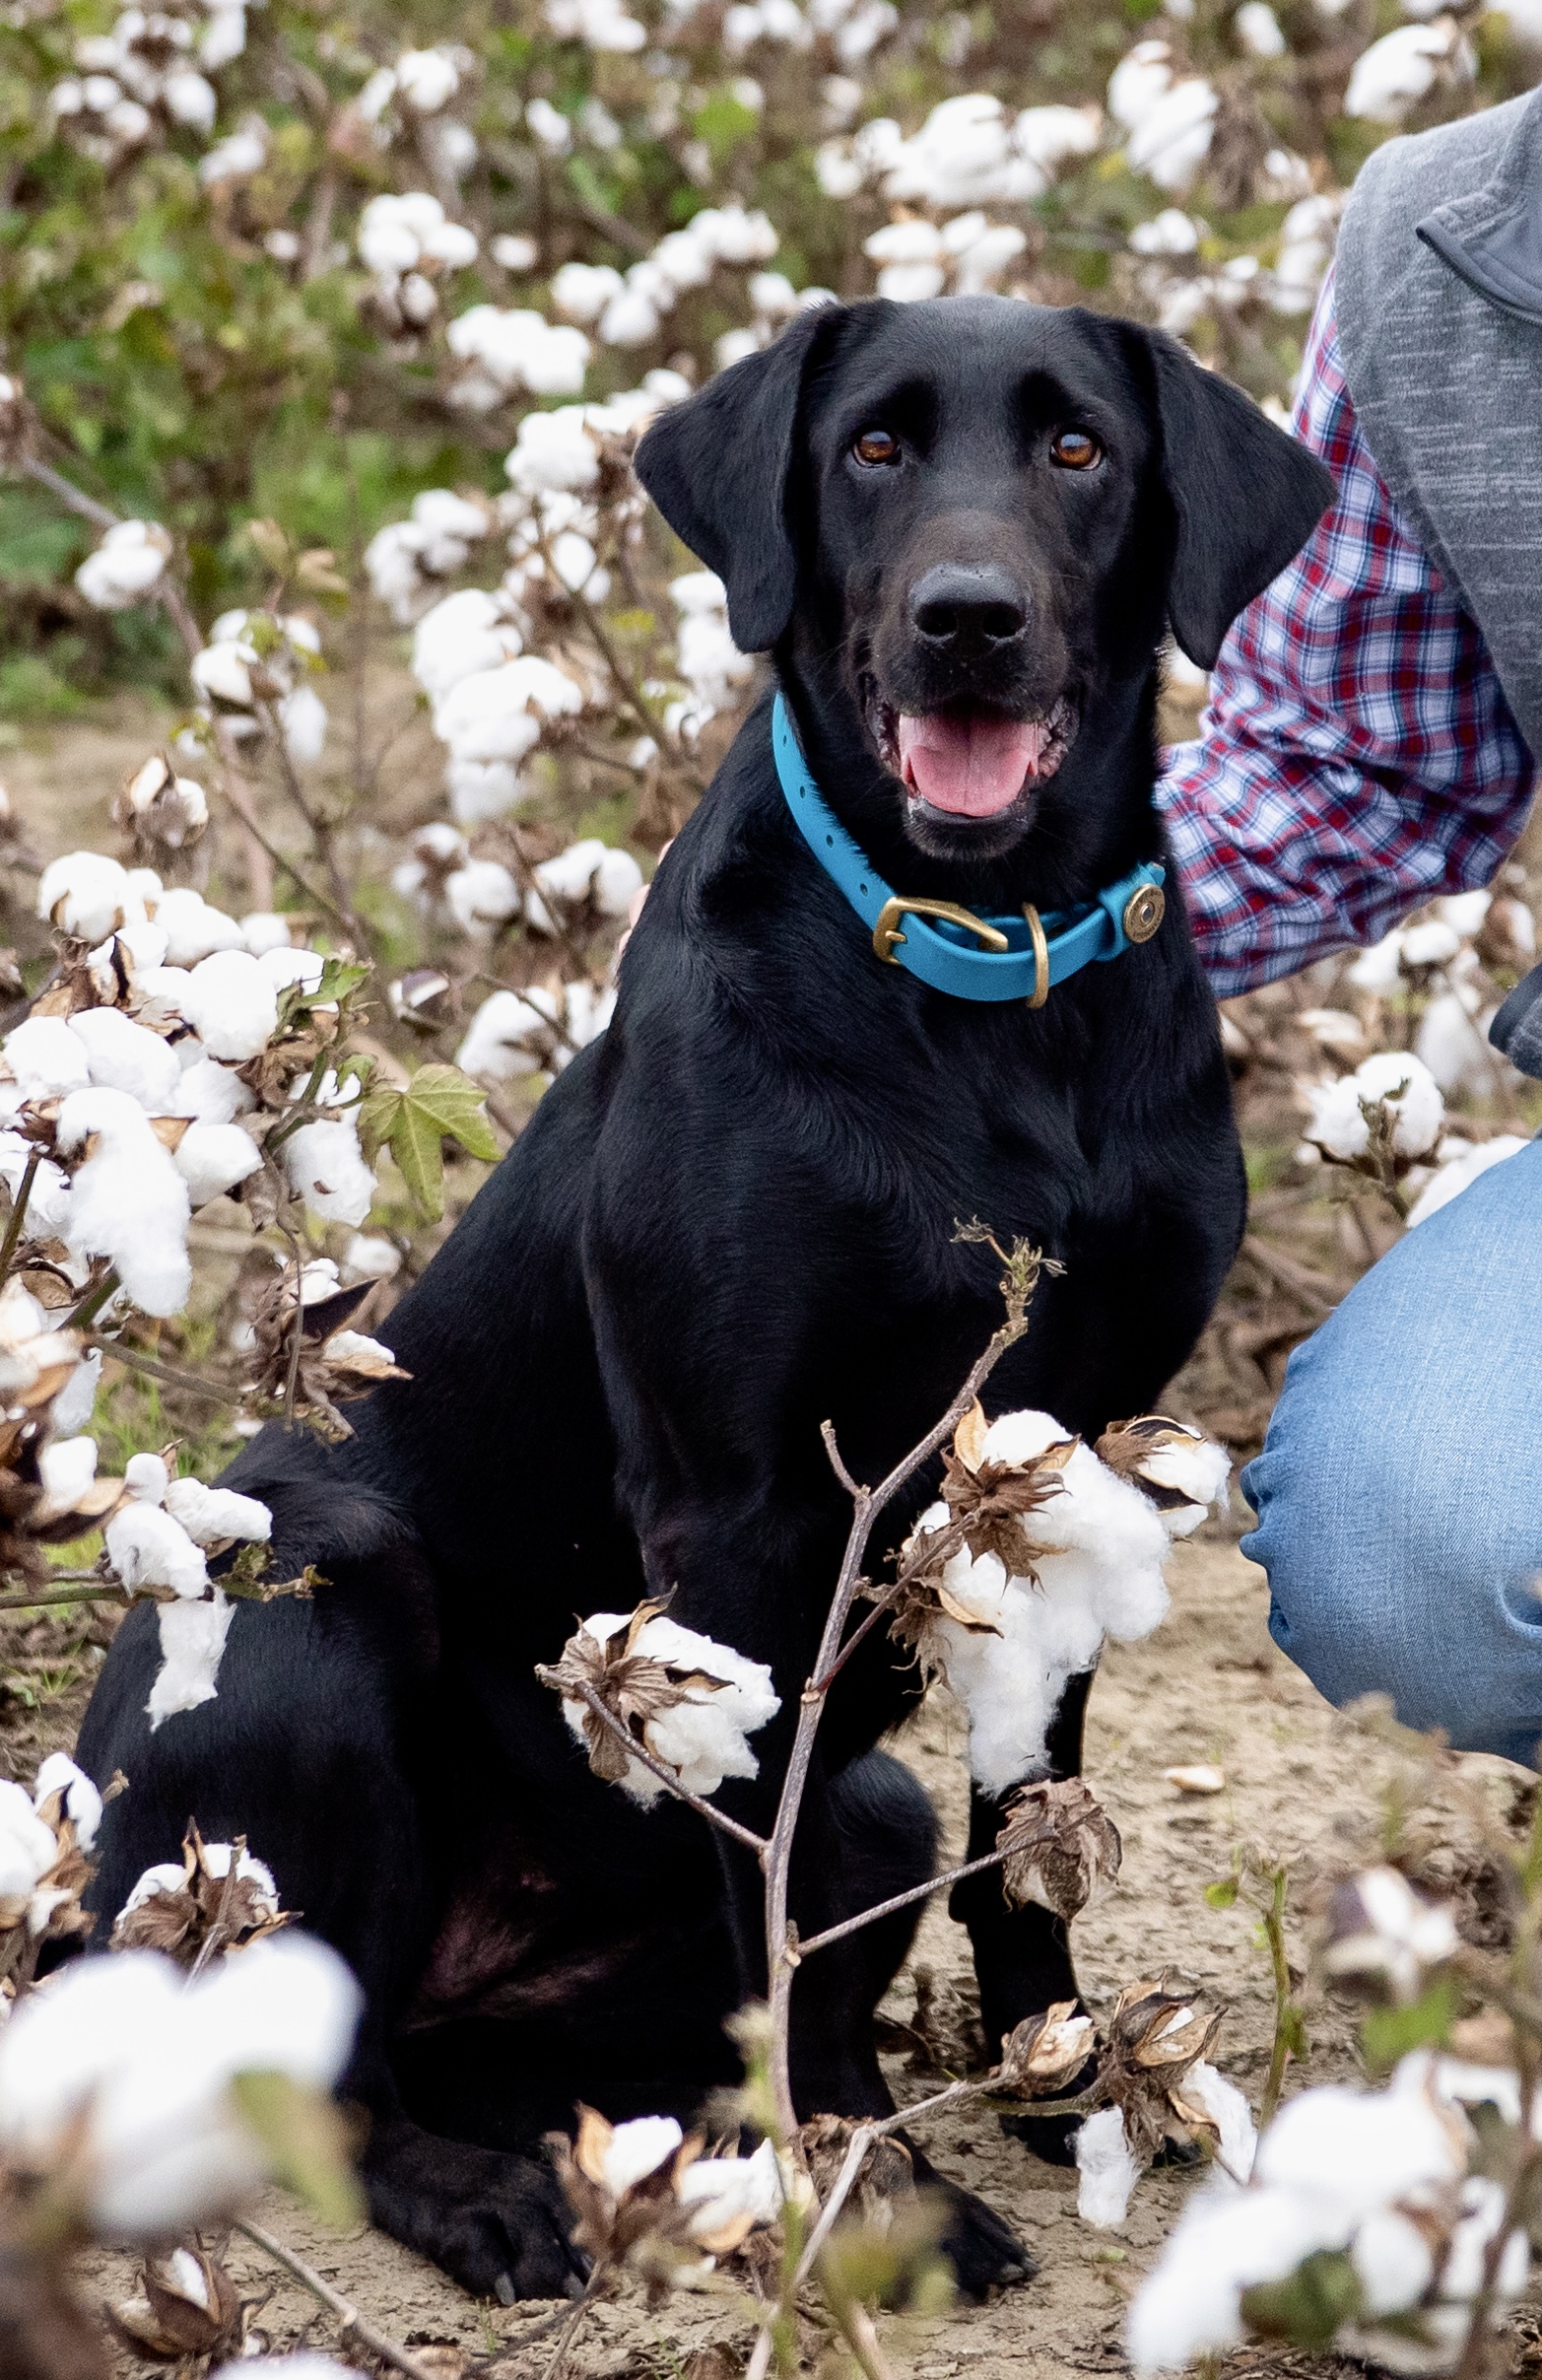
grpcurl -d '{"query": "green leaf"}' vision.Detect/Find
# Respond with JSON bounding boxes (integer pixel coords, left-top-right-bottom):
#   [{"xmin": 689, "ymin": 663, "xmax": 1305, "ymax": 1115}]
[
  {"xmin": 1204, "ymin": 1875, "xmax": 1240, "ymax": 1908},
  {"xmin": 275, "ymin": 956, "xmax": 370, "ymax": 1036},
  {"xmin": 1280, "ymin": 2003, "xmax": 1309, "ymax": 2059},
  {"xmin": 1361, "ymin": 1977, "xmax": 1458, "ymax": 2074},
  {"xmin": 1242, "ymin": 2249, "xmax": 1362, "ymax": 2348},
  {"xmin": 230, "ymin": 2070, "xmax": 363, "ymax": 2230},
  {"xmin": 357, "ymin": 1063, "xmax": 500, "ymax": 1222}
]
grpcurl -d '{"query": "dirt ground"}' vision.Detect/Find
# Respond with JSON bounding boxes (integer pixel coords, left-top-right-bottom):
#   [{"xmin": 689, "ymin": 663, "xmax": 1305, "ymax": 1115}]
[{"xmin": 26, "ymin": 1530, "xmax": 1533, "ymax": 2380}]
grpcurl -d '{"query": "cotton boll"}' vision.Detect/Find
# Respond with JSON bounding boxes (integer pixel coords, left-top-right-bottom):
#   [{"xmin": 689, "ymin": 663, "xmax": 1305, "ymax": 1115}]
[
  {"xmin": 1350, "ymin": 2209, "xmax": 1435, "ymax": 2316},
  {"xmin": 599, "ymin": 2114, "xmax": 683, "ymax": 2196},
  {"xmin": 445, "ymin": 860, "xmax": 520, "ymax": 936},
  {"xmin": 4, "ymin": 1014, "xmax": 93, "ymax": 1100},
  {"xmin": 552, "ymin": 262, "xmax": 626, "ymax": 324},
  {"xmin": 51, "ymin": 1347, "xmax": 101, "ymax": 1436},
  {"xmin": 1255, "ymin": 2075, "xmax": 1464, "ymax": 2223},
  {"xmin": 146, "ymin": 1589, "xmax": 233, "ymax": 1728},
  {"xmin": 36, "ymin": 1434, "xmax": 100, "ymax": 1514},
  {"xmin": 164, "ymin": 65, "xmax": 216, "ymax": 126},
  {"xmin": 1414, "ymin": 990, "xmax": 1496, "ymax": 1097},
  {"xmin": 412, "ymin": 589, "xmax": 522, "ymax": 704},
  {"xmin": 1346, "ymin": 929, "xmax": 1405, "ymax": 992},
  {"xmin": 0, "ymin": 1933, "xmax": 358, "ymax": 2235},
  {"xmin": 1345, "ymin": 21, "xmax": 1470, "ymax": 121},
  {"xmin": 435, "ymin": 656, "xmax": 582, "ymax": 765},
  {"xmin": 1077, "ymin": 2107, "xmax": 1141, "ymax": 2226},
  {"xmin": 279, "ymin": 684, "xmax": 328, "ymax": 767},
  {"xmin": 74, "ymin": 520, "xmax": 170, "ymax": 611},
  {"xmin": 1406, "ymin": 1134, "xmax": 1529, "ymax": 1228},
  {"xmin": 447, "ymin": 758, "xmax": 527, "ymax": 824},
  {"xmin": 1179, "ymin": 2062, "xmax": 1257, "ymax": 2183},
  {"xmin": 1399, "ymin": 918, "xmax": 1462, "ymax": 969},
  {"xmin": 107, "ymin": 1501, "xmax": 208, "ymax": 1598},
  {"xmin": 171, "ymin": 1057, "xmax": 255, "ymax": 1126},
  {"xmin": 37, "ymin": 850, "xmax": 136, "ymax": 944},
  {"xmin": 33, "ymin": 1751, "xmax": 102, "ymax": 1852},
  {"xmin": 178, "ymin": 950, "xmax": 279, "ymax": 1063},
  {"xmin": 1126, "ymin": 2183, "xmax": 1331, "ymax": 2375},
  {"xmin": 1234, "ymin": 0, "xmax": 1286, "ymax": 53},
  {"xmin": 1013, "ymin": 102, "xmax": 1101, "ymax": 171},
  {"xmin": 56, "ymin": 1086, "xmax": 191, "ymax": 1318},
  {"xmin": 156, "ymin": 889, "xmax": 245, "ymax": 967},
  {"xmin": 125, "ymin": 1452, "xmax": 169, "ymax": 1505},
  {"xmin": 1107, "ymin": 38, "xmax": 1173, "ymax": 131},
  {"xmin": 1126, "ymin": 77, "xmax": 1217, "ymax": 192},
  {"xmin": 240, "ymin": 913, "xmax": 295, "ymax": 957},
  {"xmin": 457, "ymin": 988, "xmax": 558, "ymax": 1078},
  {"xmin": 174, "ymin": 1122, "xmax": 262, "ymax": 1208},
  {"xmin": 1354, "ymin": 1051, "xmax": 1444, "ymax": 1157},
  {"xmin": 284, "ymin": 1118, "xmax": 375, "ymax": 1226},
  {"xmin": 592, "ymin": 849, "xmax": 644, "ymax": 918},
  {"xmin": 164, "ymin": 1477, "xmax": 271, "ymax": 1547},
  {"xmin": 567, "ymin": 1610, "xmax": 780, "ymax": 1804},
  {"xmin": 504, "ymin": 406, "xmax": 601, "ymax": 495},
  {"xmin": 679, "ymin": 2137, "xmax": 782, "ymax": 2240},
  {"xmin": 67, "ymin": 1005, "xmax": 181, "ymax": 1112}
]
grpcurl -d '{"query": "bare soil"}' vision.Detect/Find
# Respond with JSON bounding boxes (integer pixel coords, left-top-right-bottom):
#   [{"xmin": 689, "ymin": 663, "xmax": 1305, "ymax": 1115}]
[{"xmin": 35, "ymin": 1532, "xmax": 1536, "ymax": 2380}]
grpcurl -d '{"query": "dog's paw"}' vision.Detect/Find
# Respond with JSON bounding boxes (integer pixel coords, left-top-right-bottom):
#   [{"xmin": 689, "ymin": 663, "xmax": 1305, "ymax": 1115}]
[
  {"xmin": 997, "ymin": 2105, "xmax": 1082, "ymax": 2166},
  {"xmin": 903, "ymin": 2142, "xmax": 1035, "ymax": 2298},
  {"xmin": 929, "ymin": 2176, "xmax": 1036, "ymax": 2297},
  {"xmin": 364, "ymin": 2122, "xmax": 586, "ymax": 2301}
]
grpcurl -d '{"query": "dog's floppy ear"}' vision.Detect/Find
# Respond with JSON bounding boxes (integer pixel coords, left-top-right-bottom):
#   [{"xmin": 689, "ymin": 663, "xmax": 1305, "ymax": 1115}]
[
  {"xmin": 633, "ymin": 306, "xmax": 832, "ymax": 652},
  {"xmin": 1142, "ymin": 328, "xmax": 1335, "ymax": 670}
]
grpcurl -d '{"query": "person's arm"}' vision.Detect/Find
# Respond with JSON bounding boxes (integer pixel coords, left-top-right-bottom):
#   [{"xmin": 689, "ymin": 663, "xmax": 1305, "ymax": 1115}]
[{"xmin": 1156, "ymin": 267, "xmax": 1536, "ymax": 1001}]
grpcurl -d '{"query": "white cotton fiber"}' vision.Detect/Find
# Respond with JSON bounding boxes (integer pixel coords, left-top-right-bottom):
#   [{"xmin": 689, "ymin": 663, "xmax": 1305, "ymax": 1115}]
[
  {"xmin": 155, "ymin": 889, "xmax": 246, "ymax": 968},
  {"xmin": 174, "ymin": 1122, "xmax": 263, "ymax": 1207},
  {"xmin": 913, "ymin": 1413, "xmax": 1173, "ymax": 1794},
  {"xmin": 67, "ymin": 1005, "xmax": 182, "ymax": 1112},
  {"xmin": 5, "ymin": 1015, "xmax": 92, "ymax": 1101},
  {"xmin": 1076, "ymin": 2107, "xmax": 1142, "ymax": 2227},
  {"xmin": 106, "ymin": 1501, "xmax": 208, "ymax": 1599},
  {"xmin": 164, "ymin": 1476, "xmax": 271, "ymax": 1546},
  {"xmin": 147, "ymin": 1589, "xmax": 234, "ymax": 1729},
  {"xmin": 283, "ymin": 1117, "xmax": 375, "ymax": 1226},
  {"xmin": 178, "ymin": 950, "xmax": 279, "ymax": 1062},
  {"xmin": 55, "ymin": 1086, "xmax": 192, "ymax": 1318},
  {"xmin": 171, "ymin": 1056, "xmax": 255, "ymax": 1126}
]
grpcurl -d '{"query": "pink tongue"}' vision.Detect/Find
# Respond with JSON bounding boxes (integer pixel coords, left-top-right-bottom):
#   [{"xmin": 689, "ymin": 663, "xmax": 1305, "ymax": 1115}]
[{"xmin": 897, "ymin": 713, "xmax": 1046, "ymax": 817}]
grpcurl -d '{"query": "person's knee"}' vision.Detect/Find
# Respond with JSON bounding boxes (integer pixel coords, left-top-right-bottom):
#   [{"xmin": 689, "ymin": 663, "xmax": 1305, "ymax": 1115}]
[{"xmin": 1243, "ymin": 1331, "xmax": 1526, "ymax": 1754}]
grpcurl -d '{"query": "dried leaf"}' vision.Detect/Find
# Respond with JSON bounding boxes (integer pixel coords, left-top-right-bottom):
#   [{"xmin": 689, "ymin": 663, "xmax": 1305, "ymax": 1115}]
[{"xmin": 997, "ymin": 1777, "xmax": 1122, "ymax": 1920}]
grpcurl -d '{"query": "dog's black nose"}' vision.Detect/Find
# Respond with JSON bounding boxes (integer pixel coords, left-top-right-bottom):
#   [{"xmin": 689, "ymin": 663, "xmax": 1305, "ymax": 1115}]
[{"xmin": 908, "ymin": 564, "xmax": 1028, "ymax": 651}]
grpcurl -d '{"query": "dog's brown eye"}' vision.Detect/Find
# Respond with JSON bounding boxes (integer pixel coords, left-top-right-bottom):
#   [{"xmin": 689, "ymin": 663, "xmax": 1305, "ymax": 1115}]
[
  {"xmin": 1049, "ymin": 429, "xmax": 1103, "ymax": 471},
  {"xmin": 852, "ymin": 429, "xmax": 900, "ymax": 467}
]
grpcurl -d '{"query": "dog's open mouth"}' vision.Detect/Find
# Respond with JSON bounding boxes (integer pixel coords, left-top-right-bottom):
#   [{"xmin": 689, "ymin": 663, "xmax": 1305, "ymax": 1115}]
[{"xmin": 867, "ymin": 695, "xmax": 1078, "ymax": 819}]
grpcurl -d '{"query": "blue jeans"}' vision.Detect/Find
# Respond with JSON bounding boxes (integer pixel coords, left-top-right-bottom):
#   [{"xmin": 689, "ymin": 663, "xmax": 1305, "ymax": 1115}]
[{"xmin": 1242, "ymin": 1137, "xmax": 1542, "ymax": 1768}]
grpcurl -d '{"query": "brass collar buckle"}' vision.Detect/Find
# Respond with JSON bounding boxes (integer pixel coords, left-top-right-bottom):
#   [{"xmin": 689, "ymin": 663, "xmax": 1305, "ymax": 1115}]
[
  {"xmin": 1022, "ymin": 905, "xmax": 1049, "ymax": 1009},
  {"xmin": 872, "ymin": 896, "xmax": 1010, "ymax": 968}
]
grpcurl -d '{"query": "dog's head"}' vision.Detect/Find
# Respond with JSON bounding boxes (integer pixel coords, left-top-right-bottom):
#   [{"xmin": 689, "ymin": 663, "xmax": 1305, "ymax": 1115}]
[{"xmin": 636, "ymin": 297, "xmax": 1332, "ymax": 863}]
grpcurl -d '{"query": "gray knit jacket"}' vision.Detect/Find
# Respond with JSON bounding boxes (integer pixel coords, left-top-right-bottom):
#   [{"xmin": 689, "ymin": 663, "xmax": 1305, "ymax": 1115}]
[{"xmin": 1336, "ymin": 89, "xmax": 1542, "ymax": 1069}]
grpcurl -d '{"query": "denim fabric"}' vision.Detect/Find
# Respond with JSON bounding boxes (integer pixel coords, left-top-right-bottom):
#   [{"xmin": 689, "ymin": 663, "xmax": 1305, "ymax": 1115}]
[{"xmin": 1242, "ymin": 1136, "xmax": 1542, "ymax": 1767}]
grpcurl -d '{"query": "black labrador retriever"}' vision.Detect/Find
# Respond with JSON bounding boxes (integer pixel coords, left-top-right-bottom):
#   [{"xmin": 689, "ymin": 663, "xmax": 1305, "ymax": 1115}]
[{"xmin": 74, "ymin": 296, "xmax": 1331, "ymax": 2299}]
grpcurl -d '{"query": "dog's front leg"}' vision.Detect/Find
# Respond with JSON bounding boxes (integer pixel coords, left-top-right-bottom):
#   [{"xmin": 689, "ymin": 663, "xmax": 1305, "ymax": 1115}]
[
  {"xmin": 950, "ymin": 1667, "xmax": 1093, "ymax": 2061},
  {"xmin": 710, "ymin": 1716, "xmax": 899, "ymax": 2123}
]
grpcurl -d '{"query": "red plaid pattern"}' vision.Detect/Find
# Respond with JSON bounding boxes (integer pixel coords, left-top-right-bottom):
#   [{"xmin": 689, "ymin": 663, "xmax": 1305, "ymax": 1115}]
[{"xmin": 1157, "ymin": 267, "xmax": 1536, "ymax": 998}]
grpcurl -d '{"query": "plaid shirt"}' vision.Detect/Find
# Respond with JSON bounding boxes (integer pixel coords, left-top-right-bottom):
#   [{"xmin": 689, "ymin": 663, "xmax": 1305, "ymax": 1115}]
[{"xmin": 1156, "ymin": 267, "xmax": 1537, "ymax": 999}]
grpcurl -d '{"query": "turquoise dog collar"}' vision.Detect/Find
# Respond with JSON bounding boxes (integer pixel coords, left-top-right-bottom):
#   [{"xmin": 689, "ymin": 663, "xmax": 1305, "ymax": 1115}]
[{"xmin": 771, "ymin": 693, "xmax": 1166, "ymax": 1007}]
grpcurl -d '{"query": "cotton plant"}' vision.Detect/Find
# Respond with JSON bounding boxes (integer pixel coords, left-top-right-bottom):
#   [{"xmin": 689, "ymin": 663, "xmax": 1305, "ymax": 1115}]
[
  {"xmin": 889, "ymin": 1398, "xmax": 1228, "ymax": 1797},
  {"xmin": 111, "ymin": 1822, "xmax": 290, "ymax": 1962},
  {"xmin": 545, "ymin": 1597, "xmax": 782, "ymax": 1805},
  {"xmin": 0, "ymin": 1928, "xmax": 360, "ymax": 2236},
  {"xmin": 0, "ymin": 1753, "xmax": 102, "ymax": 2004},
  {"xmin": 552, "ymin": 2104, "xmax": 784, "ymax": 2282},
  {"xmin": 189, "ymin": 607, "xmax": 328, "ymax": 765}
]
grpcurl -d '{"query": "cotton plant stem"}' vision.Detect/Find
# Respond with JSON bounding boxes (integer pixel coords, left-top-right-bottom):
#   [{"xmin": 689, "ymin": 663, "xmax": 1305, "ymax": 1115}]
[
  {"xmin": 62, "ymin": 1268, "xmax": 120, "ymax": 1331},
  {"xmin": 1259, "ymin": 1866, "xmax": 1298, "ymax": 2130},
  {"xmin": 88, "ymin": 1332, "xmax": 244, "ymax": 1403},
  {"xmin": 235, "ymin": 2218, "xmax": 442, "ymax": 2380},
  {"xmin": 0, "ymin": 1147, "xmax": 41, "ymax": 1283},
  {"xmin": 761, "ymin": 1297, "xmax": 1033, "ymax": 2142},
  {"xmin": 0, "ymin": 1579, "xmax": 122, "ymax": 1612},
  {"xmin": 794, "ymin": 1843, "xmax": 1024, "ymax": 1957}
]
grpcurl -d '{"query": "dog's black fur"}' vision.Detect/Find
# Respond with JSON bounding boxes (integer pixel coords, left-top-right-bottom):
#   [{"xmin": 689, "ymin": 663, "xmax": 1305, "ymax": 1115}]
[{"xmin": 73, "ymin": 297, "xmax": 1331, "ymax": 2300}]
